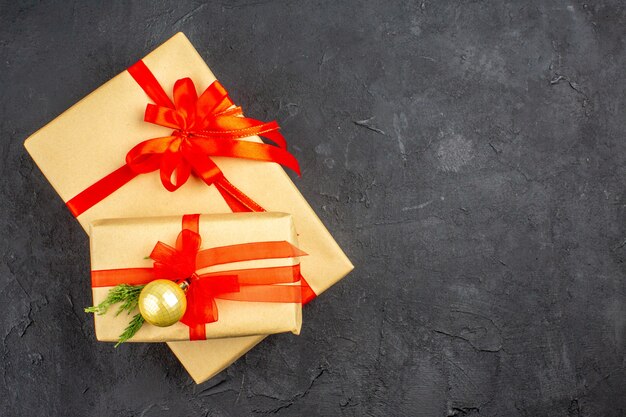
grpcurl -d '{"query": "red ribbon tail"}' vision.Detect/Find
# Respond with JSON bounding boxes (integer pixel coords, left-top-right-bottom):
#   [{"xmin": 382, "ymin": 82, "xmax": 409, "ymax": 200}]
[
  {"xmin": 215, "ymin": 176, "xmax": 265, "ymax": 213},
  {"xmin": 299, "ymin": 275, "xmax": 317, "ymax": 305},
  {"xmin": 183, "ymin": 285, "xmax": 218, "ymax": 340},
  {"xmin": 128, "ymin": 60, "xmax": 175, "ymax": 108},
  {"xmin": 182, "ymin": 214, "xmax": 200, "ymax": 233},
  {"xmin": 189, "ymin": 324, "xmax": 206, "ymax": 341},
  {"xmin": 66, "ymin": 164, "xmax": 139, "ymax": 217},
  {"xmin": 91, "ymin": 268, "xmax": 156, "ymax": 287}
]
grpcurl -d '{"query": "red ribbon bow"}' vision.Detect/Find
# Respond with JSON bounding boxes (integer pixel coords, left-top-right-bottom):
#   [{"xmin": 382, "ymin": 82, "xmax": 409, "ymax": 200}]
[
  {"xmin": 66, "ymin": 60, "xmax": 300, "ymax": 216},
  {"xmin": 92, "ymin": 214, "xmax": 308, "ymax": 340},
  {"xmin": 126, "ymin": 63, "xmax": 300, "ymax": 193}
]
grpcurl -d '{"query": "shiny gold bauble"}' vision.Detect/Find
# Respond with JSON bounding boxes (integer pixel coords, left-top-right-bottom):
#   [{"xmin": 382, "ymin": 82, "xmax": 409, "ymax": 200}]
[{"xmin": 138, "ymin": 280, "xmax": 187, "ymax": 327}]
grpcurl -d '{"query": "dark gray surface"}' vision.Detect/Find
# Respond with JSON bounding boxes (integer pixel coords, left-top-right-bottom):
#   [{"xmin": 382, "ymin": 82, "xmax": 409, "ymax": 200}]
[{"xmin": 1, "ymin": 1, "xmax": 625, "ymax": 416}]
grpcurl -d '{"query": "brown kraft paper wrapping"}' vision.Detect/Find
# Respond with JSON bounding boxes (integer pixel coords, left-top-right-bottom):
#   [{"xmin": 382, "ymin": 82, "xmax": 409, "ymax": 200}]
[
  {"xmin": 90, "ymin": 213, "xmax": 302, "ymax": 342},
  {"xmin": 24, "ymin": 32, "xmax": 353, "ymax": 383}
]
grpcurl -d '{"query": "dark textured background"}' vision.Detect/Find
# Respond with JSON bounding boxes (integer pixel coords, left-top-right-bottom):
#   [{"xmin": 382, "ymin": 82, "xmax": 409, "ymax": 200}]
[{"xmin": 1, "ymin": 1, "xmax": 625, "ymax": 416}]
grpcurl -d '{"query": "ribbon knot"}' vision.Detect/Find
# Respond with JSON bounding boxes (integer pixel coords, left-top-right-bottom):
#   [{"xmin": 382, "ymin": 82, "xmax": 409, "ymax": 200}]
[
  {"xmin": 149, "ymin": 227, "xmax": 239, "ymax": 327},
  {"xmin": 150, "ymin": 228, "xmax": 200, "ymax": 280},
  {"xmin": 124, "ymin": 63, "xmax": 301, "ymax": 193}
]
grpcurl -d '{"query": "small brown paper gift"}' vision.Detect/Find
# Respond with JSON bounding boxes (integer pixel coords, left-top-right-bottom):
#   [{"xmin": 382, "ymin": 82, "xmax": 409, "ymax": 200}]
[{"xmin": 90, "ymin": 212, "xmax": 303, "ymax": 342}]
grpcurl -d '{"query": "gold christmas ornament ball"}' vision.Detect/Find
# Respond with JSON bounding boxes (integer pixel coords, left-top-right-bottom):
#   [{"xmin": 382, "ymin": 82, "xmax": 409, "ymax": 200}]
[{"xmin": 138, "ymin": 280, "xmax": 187, "ymax": 327}]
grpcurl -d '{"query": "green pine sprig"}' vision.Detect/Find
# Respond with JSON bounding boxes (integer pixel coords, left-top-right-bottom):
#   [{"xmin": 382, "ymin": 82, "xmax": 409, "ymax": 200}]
[
  {"xmin": 85, "ymin": 284, "xmax": 146, "ymax": 347},
  {"xmin": 85, "ymin": 284, "xmax": 144, "ymax": 316},
  {"xmin": 115, "ymin": 314, "xmax": 145, "ymax": 347}
]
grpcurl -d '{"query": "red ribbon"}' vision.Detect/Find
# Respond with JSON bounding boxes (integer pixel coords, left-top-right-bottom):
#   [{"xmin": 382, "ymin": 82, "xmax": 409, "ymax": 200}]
[
  {"xmin": 91, "ymin": 214, "xmax": 307, "ymax": 340},
  {"xmin": 66, "ymin": 60, "xmax": 300, "ymax": 216},
  {"xmin": 66, "ymin": 59, "xmax": 318, "ymax": 304}
]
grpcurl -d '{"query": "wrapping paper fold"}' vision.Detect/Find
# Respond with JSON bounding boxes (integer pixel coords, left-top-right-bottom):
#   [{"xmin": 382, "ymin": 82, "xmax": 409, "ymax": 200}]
[
  {"xmin": 24, "ymin": 32, "xmax": 353, "ymax": 383},
  {"xmin": 89, "ymin": 213, "xmax": 302, "ymax": 342}
]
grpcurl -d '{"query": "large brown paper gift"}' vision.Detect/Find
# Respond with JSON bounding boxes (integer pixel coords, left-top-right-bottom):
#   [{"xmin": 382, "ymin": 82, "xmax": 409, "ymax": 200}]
[
  {"xmin": 24, "ymin": 32, "xmax": 353, "ymax": 383},
  {"xmin": 90, "ymin": 213, "xmax": 302, "ymax": 342}
]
